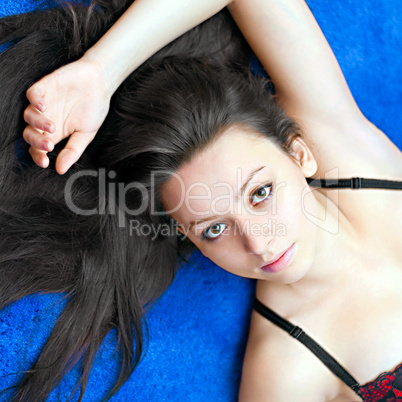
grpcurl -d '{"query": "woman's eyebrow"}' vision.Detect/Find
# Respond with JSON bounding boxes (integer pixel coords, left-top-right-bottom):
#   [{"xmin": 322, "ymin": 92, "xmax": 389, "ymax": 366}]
[
  {"xmin": 187, "ymin": 165, "xmax": 267, "ymax": 231},
  {"xmin": 187, "ymin": 215, "xmax": 219, "ymax": 231},
  {"xmin": 234, "ymin": 165, "xmax": 266, "ymax": 202}
]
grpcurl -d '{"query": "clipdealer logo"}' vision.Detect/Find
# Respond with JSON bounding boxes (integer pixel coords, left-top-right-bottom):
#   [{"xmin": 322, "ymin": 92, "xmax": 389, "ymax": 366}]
[{"xmin": 64, "ymin": 167, "xmax": 340, "ymax": 235}]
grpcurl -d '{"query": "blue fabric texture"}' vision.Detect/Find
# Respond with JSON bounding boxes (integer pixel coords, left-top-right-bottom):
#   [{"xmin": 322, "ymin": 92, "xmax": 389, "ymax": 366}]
[{"xmin": 0, "ymin": 1, "xmax": 401, "ymax": 401}]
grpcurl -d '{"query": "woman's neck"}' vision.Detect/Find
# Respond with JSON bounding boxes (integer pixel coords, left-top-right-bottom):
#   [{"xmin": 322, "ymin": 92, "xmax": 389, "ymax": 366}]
[{"xmin": 258, "ymin": 189, "xmax": 362, "ymax": 308}]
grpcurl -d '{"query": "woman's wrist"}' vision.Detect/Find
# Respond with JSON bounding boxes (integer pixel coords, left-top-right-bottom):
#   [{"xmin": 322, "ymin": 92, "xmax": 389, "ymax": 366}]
[{"xmin": 81, "ymin": 48, "xmax": 127, "ymax": 96}]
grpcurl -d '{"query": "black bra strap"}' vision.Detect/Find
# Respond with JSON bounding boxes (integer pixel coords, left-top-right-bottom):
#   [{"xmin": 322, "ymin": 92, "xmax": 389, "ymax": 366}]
[
  {"xmin": 306, "ymin": 177, "xmax": 402, "ymax": 190},
  {"xmin": 254, "ymin": 298, "xmax": 364, "ymax": 398}
]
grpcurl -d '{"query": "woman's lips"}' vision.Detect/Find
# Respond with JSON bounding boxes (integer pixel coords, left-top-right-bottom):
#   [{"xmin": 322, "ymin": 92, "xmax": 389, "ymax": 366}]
[{"xmin": 260, "ymin": 243, "xmax": 296, "ymax": 273}]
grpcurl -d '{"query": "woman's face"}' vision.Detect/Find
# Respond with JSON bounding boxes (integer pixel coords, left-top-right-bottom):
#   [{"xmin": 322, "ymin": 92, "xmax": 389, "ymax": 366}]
[{"xmin": 161, "ymin": 125, "xmax": 319, "ymax": 285}]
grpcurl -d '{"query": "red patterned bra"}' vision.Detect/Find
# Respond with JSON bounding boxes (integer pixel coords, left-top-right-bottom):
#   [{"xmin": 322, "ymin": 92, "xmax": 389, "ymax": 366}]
[{"xmin": 359, "ymin": 364, "xmax": 402, "ymax": 402}]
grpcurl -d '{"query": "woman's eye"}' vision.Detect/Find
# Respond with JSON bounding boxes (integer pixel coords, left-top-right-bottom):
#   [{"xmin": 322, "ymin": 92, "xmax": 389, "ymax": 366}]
[
  {"xmin": 201, "ymin": 183, "xmax": 273, "ymax": 242},
  {"xmin": 201, "ymin": 223, "xmax": 226, "ymax": 241},
  {"xmin": 250, "ymin": 183, "xmax": 273, "ymax": 205}
]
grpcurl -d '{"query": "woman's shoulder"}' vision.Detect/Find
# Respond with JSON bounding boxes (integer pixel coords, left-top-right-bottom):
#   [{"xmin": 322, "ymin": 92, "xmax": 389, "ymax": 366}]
[
  {"xmin": 299, "ymin": 116, "xmax": 402, "ymax": 237},
  {"xmin": 239, "ymin": 302, "xmax": 340, "ymax": 401},
  {"xmin": 297, "ymin": 115, "xmax": 402, "ymax": 181}
]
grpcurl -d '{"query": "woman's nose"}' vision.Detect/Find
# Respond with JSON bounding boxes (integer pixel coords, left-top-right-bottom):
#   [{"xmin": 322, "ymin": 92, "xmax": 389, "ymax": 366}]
[{"xmin": 236, "ymin": 216, "xmax": 274, "ymax": 255}]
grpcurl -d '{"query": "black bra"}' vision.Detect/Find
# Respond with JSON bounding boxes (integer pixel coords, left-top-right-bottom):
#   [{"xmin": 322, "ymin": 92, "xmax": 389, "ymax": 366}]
[
  {"xmin": 306, "ymin": 176, "xmax": 402, "ymax": 190},
  {"xmin": 254, "ymin": 176, "xmax": 402, "ymax": 399}
]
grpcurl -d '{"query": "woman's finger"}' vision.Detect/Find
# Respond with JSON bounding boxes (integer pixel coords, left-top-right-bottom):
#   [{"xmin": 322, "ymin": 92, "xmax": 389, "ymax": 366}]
[
  {"xmin": 55, "ymin": 131, "xmax": 96, "ymax": 175},
  {"xmin": 28, "ymin": 146, "xmax": 50, "ymax": 168},
  {"xmin": 26, "ymin": 82, "xmax": 46, "ymax": 112},
  {"xmin": 23, "ymin": 125, "xmax": 54, "ymax": 152},
  {"xmin": 23, "ymin": 104, "xmax": 55, "ymax": 133}
]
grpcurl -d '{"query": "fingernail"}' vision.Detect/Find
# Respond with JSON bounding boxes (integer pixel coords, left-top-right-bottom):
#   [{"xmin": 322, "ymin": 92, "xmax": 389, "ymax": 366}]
[
  {"xmin": 38, "ymin": 103, "xmax": 46, "ymax": 113},
  {"xmin": 44, "ymin": 123, "xmax": 54, "ymax": 133}
]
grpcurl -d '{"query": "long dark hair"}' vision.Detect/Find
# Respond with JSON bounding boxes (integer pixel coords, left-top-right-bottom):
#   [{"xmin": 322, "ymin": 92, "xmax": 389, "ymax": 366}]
[{"xmin": 0, "ymin": 1, "xmax": 299, "ymax": 400}]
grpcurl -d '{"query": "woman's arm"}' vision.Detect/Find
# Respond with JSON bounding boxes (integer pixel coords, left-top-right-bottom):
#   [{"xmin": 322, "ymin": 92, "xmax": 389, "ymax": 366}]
[
  {"xmin": 228, "ymin": 0, "xmax": 401, "ymax": 179},
  {"xmin": 25, "ymin": 0, "xmax": 392, "ymax": 175},
  {"xmin": 83, "ymin": 0, "xmax": 231, "ymax": 94},
  {"xmin": 228, "ymin": 0, "xmax": 363, "ymax": 127}
]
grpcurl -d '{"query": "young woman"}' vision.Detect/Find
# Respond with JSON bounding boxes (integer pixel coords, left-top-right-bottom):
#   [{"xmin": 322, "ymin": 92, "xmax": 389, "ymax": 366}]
[{"xmin": 1, "ymin": 0, "xmax": 401, "ymax": 401}]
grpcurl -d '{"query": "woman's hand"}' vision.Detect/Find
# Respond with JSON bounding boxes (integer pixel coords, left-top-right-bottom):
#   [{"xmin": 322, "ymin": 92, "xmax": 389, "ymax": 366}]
[
  {"xmin": 23, "ymin": 58, "xmax": 112, "ymax": 175},
  {"xmin": 23, "ymin": 0, "xmax": 232, "ymax": 175}
]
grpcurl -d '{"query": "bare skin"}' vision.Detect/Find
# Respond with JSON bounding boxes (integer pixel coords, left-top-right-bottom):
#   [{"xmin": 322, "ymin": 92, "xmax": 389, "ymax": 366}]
[
  {"xmin": 225, "ymin": 2, "xmax": 402, "ymax": 397},
  {"xmin": 21, "ymin": 0, "xmax": 402, "ymax": 399},
  {"xmin": 160, "ymin": 0, "xmax": 402, "ymax": 396},
  {"xmin": 161, "ymin": 121, "xmax": 402, "ymax": 401}
]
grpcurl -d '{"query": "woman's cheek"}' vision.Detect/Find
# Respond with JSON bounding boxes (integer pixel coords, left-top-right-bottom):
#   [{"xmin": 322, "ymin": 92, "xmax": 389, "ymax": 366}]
[{"xmin": 277, "ymin": 182, "xmax": 305, "ymax": 238}]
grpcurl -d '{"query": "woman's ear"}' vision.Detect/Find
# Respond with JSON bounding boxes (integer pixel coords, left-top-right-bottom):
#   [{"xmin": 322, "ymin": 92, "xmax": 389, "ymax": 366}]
[{"xmin": 290, "ymin": 137, "xmax": 318, "ymax": 177}]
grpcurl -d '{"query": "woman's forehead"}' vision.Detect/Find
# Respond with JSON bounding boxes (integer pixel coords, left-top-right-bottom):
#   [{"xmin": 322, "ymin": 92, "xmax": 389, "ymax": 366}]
[
  {"xmin": 161, "ymin": 131, "xmax": 282, "ymax": 221},
  {"xmin": 178, "ymin": 130, "xmax": 278, "ymax": 183}
]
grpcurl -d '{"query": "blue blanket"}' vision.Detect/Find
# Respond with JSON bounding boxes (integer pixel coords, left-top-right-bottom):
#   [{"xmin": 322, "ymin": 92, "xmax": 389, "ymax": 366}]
[{"xmin": 0, "ymin": 1, "xmax": 401, "ymax": 400}]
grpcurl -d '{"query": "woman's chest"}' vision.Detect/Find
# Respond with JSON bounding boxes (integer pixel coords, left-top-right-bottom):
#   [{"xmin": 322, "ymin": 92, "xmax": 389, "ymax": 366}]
[
  {"xmin": 337, "ymin": 282, "xmax": 402, "ymax": 383},
  {"xmin": 318, "ymin": 269, "xmax": 402, "ymax": 400}
]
